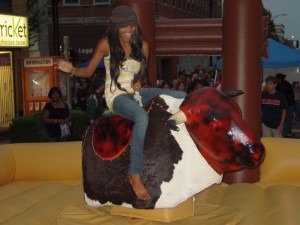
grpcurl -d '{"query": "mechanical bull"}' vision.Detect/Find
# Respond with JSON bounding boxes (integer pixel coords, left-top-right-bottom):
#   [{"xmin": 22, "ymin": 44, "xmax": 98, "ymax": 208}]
[{"xmin": 82, "ymin": 87, "xmax": 265, "ymax": 209}]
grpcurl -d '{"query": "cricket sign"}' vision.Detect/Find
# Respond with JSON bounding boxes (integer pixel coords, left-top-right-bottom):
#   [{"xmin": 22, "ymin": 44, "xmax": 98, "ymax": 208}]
[{"xmin": 0, "ymin": 14, "xmax": 28, "ymax": 47}]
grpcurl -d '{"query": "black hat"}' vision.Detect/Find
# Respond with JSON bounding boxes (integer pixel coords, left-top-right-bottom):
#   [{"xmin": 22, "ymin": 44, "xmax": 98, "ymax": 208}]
[
  {"xmin": 112, "ymin": 5, "xmax": 137, "ymax": 28},
  {"xmin": 276, "ymin": 73, "xmax": 286, "ymax": 80}
]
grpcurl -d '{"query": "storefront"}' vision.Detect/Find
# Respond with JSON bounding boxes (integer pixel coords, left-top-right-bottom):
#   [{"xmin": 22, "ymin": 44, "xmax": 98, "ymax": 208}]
[{"xmin": 0, "ymin": 14, "xmax": 28, "ymax": 126}]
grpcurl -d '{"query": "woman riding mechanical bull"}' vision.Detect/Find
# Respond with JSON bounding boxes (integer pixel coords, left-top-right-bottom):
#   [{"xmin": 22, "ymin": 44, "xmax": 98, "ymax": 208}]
[{"xmin": 57, "ymin": 5, "xmax": 186, "ymax": 200}]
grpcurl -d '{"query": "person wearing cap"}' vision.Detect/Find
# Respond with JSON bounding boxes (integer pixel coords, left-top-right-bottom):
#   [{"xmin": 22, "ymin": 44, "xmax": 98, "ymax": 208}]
[
  {"xmin": 275, "ymin": 73, "xmax": 295, "ymax": 137},
  {"xmin": 57, "ymin": 5, "xmax": 186, "ymax": 200}
]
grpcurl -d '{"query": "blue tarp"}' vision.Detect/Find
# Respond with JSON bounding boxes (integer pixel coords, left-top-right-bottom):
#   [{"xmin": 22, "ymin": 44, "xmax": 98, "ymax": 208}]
[
  {"xmin": 78, "ymin": 59, "xmax": 105, "ymax": 68},
  {"xmin": 216, "ymin": 38, "xmax": 300, "ymax": 69}
]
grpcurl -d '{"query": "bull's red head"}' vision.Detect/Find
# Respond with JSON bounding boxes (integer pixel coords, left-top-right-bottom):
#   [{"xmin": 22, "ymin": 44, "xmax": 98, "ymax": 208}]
[{"xmin": 168, "ymin": 87, "xmax": 265, "ymax": 174}]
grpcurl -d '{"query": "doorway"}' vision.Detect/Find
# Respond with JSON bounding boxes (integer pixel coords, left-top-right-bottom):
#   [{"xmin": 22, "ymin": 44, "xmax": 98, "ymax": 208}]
[{"xmin": 0, "ymin": 51, "xmax": 15, "ymax": 127}]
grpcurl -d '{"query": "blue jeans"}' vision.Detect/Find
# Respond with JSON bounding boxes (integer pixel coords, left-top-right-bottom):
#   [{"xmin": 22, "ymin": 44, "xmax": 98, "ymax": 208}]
[{"xmin": 113, "ymin": 88, "xmax": 186, "ymax": 175}]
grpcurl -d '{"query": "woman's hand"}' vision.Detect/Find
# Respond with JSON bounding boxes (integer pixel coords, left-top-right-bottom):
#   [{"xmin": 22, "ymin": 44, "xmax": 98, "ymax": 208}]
[
  {"xmin": 57, "ymin": 119, "xmax": 69, "ymax": 125},
  {"xmin": 277, "ymin": 124, "xmax": 284, "ymax": 132},
  {"xmin": 57, "ymin": 60, "xmax": 74, "ymax": 74},
  {"xmin": 132, "ymin": 81, "xmax": 142, "ymax": 92}
]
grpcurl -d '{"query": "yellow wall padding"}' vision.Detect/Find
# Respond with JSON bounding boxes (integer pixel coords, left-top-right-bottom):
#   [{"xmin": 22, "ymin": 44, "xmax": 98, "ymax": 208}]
[
  {"xmin": 10, "ymin": 141, "xmax": 82, "ymax": 181},
  {"xmin": 261, "ymin": 138, "xmax": 300, "ymax": 182},
  {"xmin": 0, "ymin": 145, "xmax": 16, "ymax": 185}
]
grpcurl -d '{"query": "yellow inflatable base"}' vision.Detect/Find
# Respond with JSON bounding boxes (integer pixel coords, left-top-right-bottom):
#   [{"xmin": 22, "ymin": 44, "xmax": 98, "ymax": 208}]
[{"xmin": 111, "ymin": 197, "xmax": 194, "ymax": 222}]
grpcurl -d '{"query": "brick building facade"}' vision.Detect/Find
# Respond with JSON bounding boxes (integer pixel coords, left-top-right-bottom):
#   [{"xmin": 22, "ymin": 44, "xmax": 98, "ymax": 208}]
[{"xmin": 0, "ymin": 0, "xmax": 222, "ymax": 118}]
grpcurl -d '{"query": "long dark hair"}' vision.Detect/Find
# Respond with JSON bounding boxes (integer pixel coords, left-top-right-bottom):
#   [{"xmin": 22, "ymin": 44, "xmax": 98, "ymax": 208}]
[
  {"xmin": 105, "ymin": 23, "xmax": 147, "ymax": 92},
  {"xmin": 48, "ymin": 87, "xmax": 62, "ymax": 99}
]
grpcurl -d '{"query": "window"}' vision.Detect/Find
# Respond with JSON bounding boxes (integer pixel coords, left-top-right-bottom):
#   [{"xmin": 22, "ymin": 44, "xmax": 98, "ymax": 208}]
[
  {"xmin": 0, "ymin": 0, "xmax": 12, "ymax": 13},
  {"xmin": 94, "ymin": 0, "xmax": 110, "ymax": 5},
  {"xmin": 63, "ymin": 0, "xmax": 79, "ymax": 6}
]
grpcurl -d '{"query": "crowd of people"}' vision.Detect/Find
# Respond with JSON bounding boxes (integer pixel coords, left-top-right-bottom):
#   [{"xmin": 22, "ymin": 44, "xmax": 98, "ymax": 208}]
[
  {"xmin": 157, "ymin": 65, "xmax": 218, "ymax": 93},
  {"xmin": 69, "ymin": 64, "xmax": 219, "ymax": 125},
  {"xmin": 41, "ymin": 66, "xmax": 300, "ymax": 142},
  {"xmin": 70, "ymin": 66, "xmax": 300, "ymax": 141}
]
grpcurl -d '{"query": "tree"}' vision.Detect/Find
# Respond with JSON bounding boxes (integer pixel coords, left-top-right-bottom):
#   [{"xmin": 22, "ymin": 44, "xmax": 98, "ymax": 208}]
[
  {"xmin": 27, "ymin": 0, "xmax": 48, "ymax": 47},
  {"xmin": 262, "ymin": 7, "xmax": 280, "ymax": 42}
]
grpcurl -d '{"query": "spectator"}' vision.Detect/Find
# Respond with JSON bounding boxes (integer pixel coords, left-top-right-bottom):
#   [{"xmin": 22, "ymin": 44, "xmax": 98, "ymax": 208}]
[
  {"xmin": 175, "ymin": 80, "xmax": 186, "ymax": 92},
  {"xmin": 42, "ymin": 87, "xmax": 71, "ymax": 142},
  {"xmin": 187, "ymin": 78, "xmax": 209, "ymax": 93},
  {"xmin": 159, "ymin": 81, "xmax": 173, "ymax": 89},
  {"xmin": 293, "ymin": 81, "xmax": 300, "ymax": 121},
  {"xmin": 261, "ymin": 76, "xmax": 287, "ymax": 137},
  {"xmin": 276, "ymin": 73, "xmax": 295, "ymax": 137},
  {"xmin": 76, "ymin": 79, "xmax": 89, "ymax": 111},
  {"xmin": 186, "ymin": 70, "xmax": 199, "ymax": 93},
  {"xmin": 86, "ymin": 75, "xmax": 107, "ymax": 125},
  {"xmin": 171, "ymin": 78, "xmax": 179, "ymax": 90}
]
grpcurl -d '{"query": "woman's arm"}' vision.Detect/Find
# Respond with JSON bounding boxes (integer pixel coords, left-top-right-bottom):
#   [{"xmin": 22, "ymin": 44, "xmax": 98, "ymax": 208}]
[
  {"xmin": 63, "ymin": 113, "xmax": 72, "ymax": 125},
  {"xmin": 141, "ymin": 41, "xmax": 150, "ymax": 85},
  {"xmin": 277, "ymin": 108, "xmax": 286, "ymax": 132},
  {"xmin": 142, "ymin": 40, "xmax": 149, "ymax": 66},
  {"xmin": 42, "ymin": 109, "xmax": 58, "ymax": 124},
  {"xmin": 57, "ymin": 38, "xmax": 109, "ymax": 78}
]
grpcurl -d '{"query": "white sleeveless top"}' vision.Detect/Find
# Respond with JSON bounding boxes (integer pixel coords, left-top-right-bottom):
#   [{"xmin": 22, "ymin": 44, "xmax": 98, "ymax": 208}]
[{"xmin": 104, "ymin": 55, "xmax": 141, "ymax": 111}]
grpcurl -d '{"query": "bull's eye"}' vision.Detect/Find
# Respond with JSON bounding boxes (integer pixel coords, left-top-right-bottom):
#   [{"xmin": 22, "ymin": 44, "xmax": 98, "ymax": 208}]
[
  {"xmin": 245, "ymin": 144, "xmax": 255, "ymax": 154},
  {"xmin": 208, "ymin": 117, "xmax": 231, "ymax": 132}
]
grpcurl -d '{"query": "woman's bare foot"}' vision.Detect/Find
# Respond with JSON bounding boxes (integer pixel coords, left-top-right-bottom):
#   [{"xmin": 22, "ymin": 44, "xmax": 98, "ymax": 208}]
[{"xmin": 129, "ymin": 174, "xmax": 150, "ymax": 200}]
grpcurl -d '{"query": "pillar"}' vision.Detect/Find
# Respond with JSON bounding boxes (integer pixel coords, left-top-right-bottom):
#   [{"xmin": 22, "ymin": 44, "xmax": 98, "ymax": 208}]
[{"xmin": 222, "ymin": 0, "xmax": 263, "ymax": 183}]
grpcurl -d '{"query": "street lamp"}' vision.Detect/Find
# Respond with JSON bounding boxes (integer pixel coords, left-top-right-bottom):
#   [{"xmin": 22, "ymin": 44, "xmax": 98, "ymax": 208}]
[{"xmin": 288, "ymin": 35, "xmax": 296, "ymax": 40}]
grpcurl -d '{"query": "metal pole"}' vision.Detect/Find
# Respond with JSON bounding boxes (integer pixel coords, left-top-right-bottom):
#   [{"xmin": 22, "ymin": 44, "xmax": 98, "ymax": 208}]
[
  {"xmin": 52, "ymin": 0, "xmax": 60, "ymax": 55},
  {"xmin": 63, "ymin": 36, "xmax": 72, "ymax": 108}
]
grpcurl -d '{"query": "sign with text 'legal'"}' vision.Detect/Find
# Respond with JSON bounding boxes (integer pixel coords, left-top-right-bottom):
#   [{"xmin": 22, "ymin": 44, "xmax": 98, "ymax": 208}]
[{"xmin": 0, "ymin": 14, "xmax": 28, "ymax": 47}]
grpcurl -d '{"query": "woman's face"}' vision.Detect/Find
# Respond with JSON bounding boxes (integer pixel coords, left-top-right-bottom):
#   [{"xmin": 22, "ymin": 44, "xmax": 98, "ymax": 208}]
[
  {"xmin": 118, "ymin": 25, "xmax": 136, "ymax": 42},
  {"xmin": 51, "ymin": 91, "xmax": 60, "ymax": 102},
  {"xmin": 178, "ymin": 83, "xmax": 185, "ymax": 91}
]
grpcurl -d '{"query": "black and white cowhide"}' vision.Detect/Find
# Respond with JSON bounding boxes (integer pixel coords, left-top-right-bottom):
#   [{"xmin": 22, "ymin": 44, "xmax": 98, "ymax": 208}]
[{"xmin": 82, "ymin": 95, "xmax": 222, "ymax": 209}]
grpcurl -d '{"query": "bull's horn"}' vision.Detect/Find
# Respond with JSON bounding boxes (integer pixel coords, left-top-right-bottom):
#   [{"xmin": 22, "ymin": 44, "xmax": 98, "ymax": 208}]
[
  {"xmin": 222, "ymin": 90, "xmax": 244, "ymax": 97},
  {"xmin": 168, "ymin": 110, "xmax": 187, "ymax": 125},
  {"xmin": 166, "ymin": 110, "xmax": 187, "ymax": 131}
]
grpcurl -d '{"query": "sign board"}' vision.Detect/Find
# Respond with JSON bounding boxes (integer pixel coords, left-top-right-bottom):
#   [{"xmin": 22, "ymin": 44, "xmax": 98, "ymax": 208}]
[
  {"xmin": 0, "ymin": 14, "xmax": 29, "ymax": 47},
  {"xmin": 22, "ymin": 56, "xmax": 69, "ymax": 115}
]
